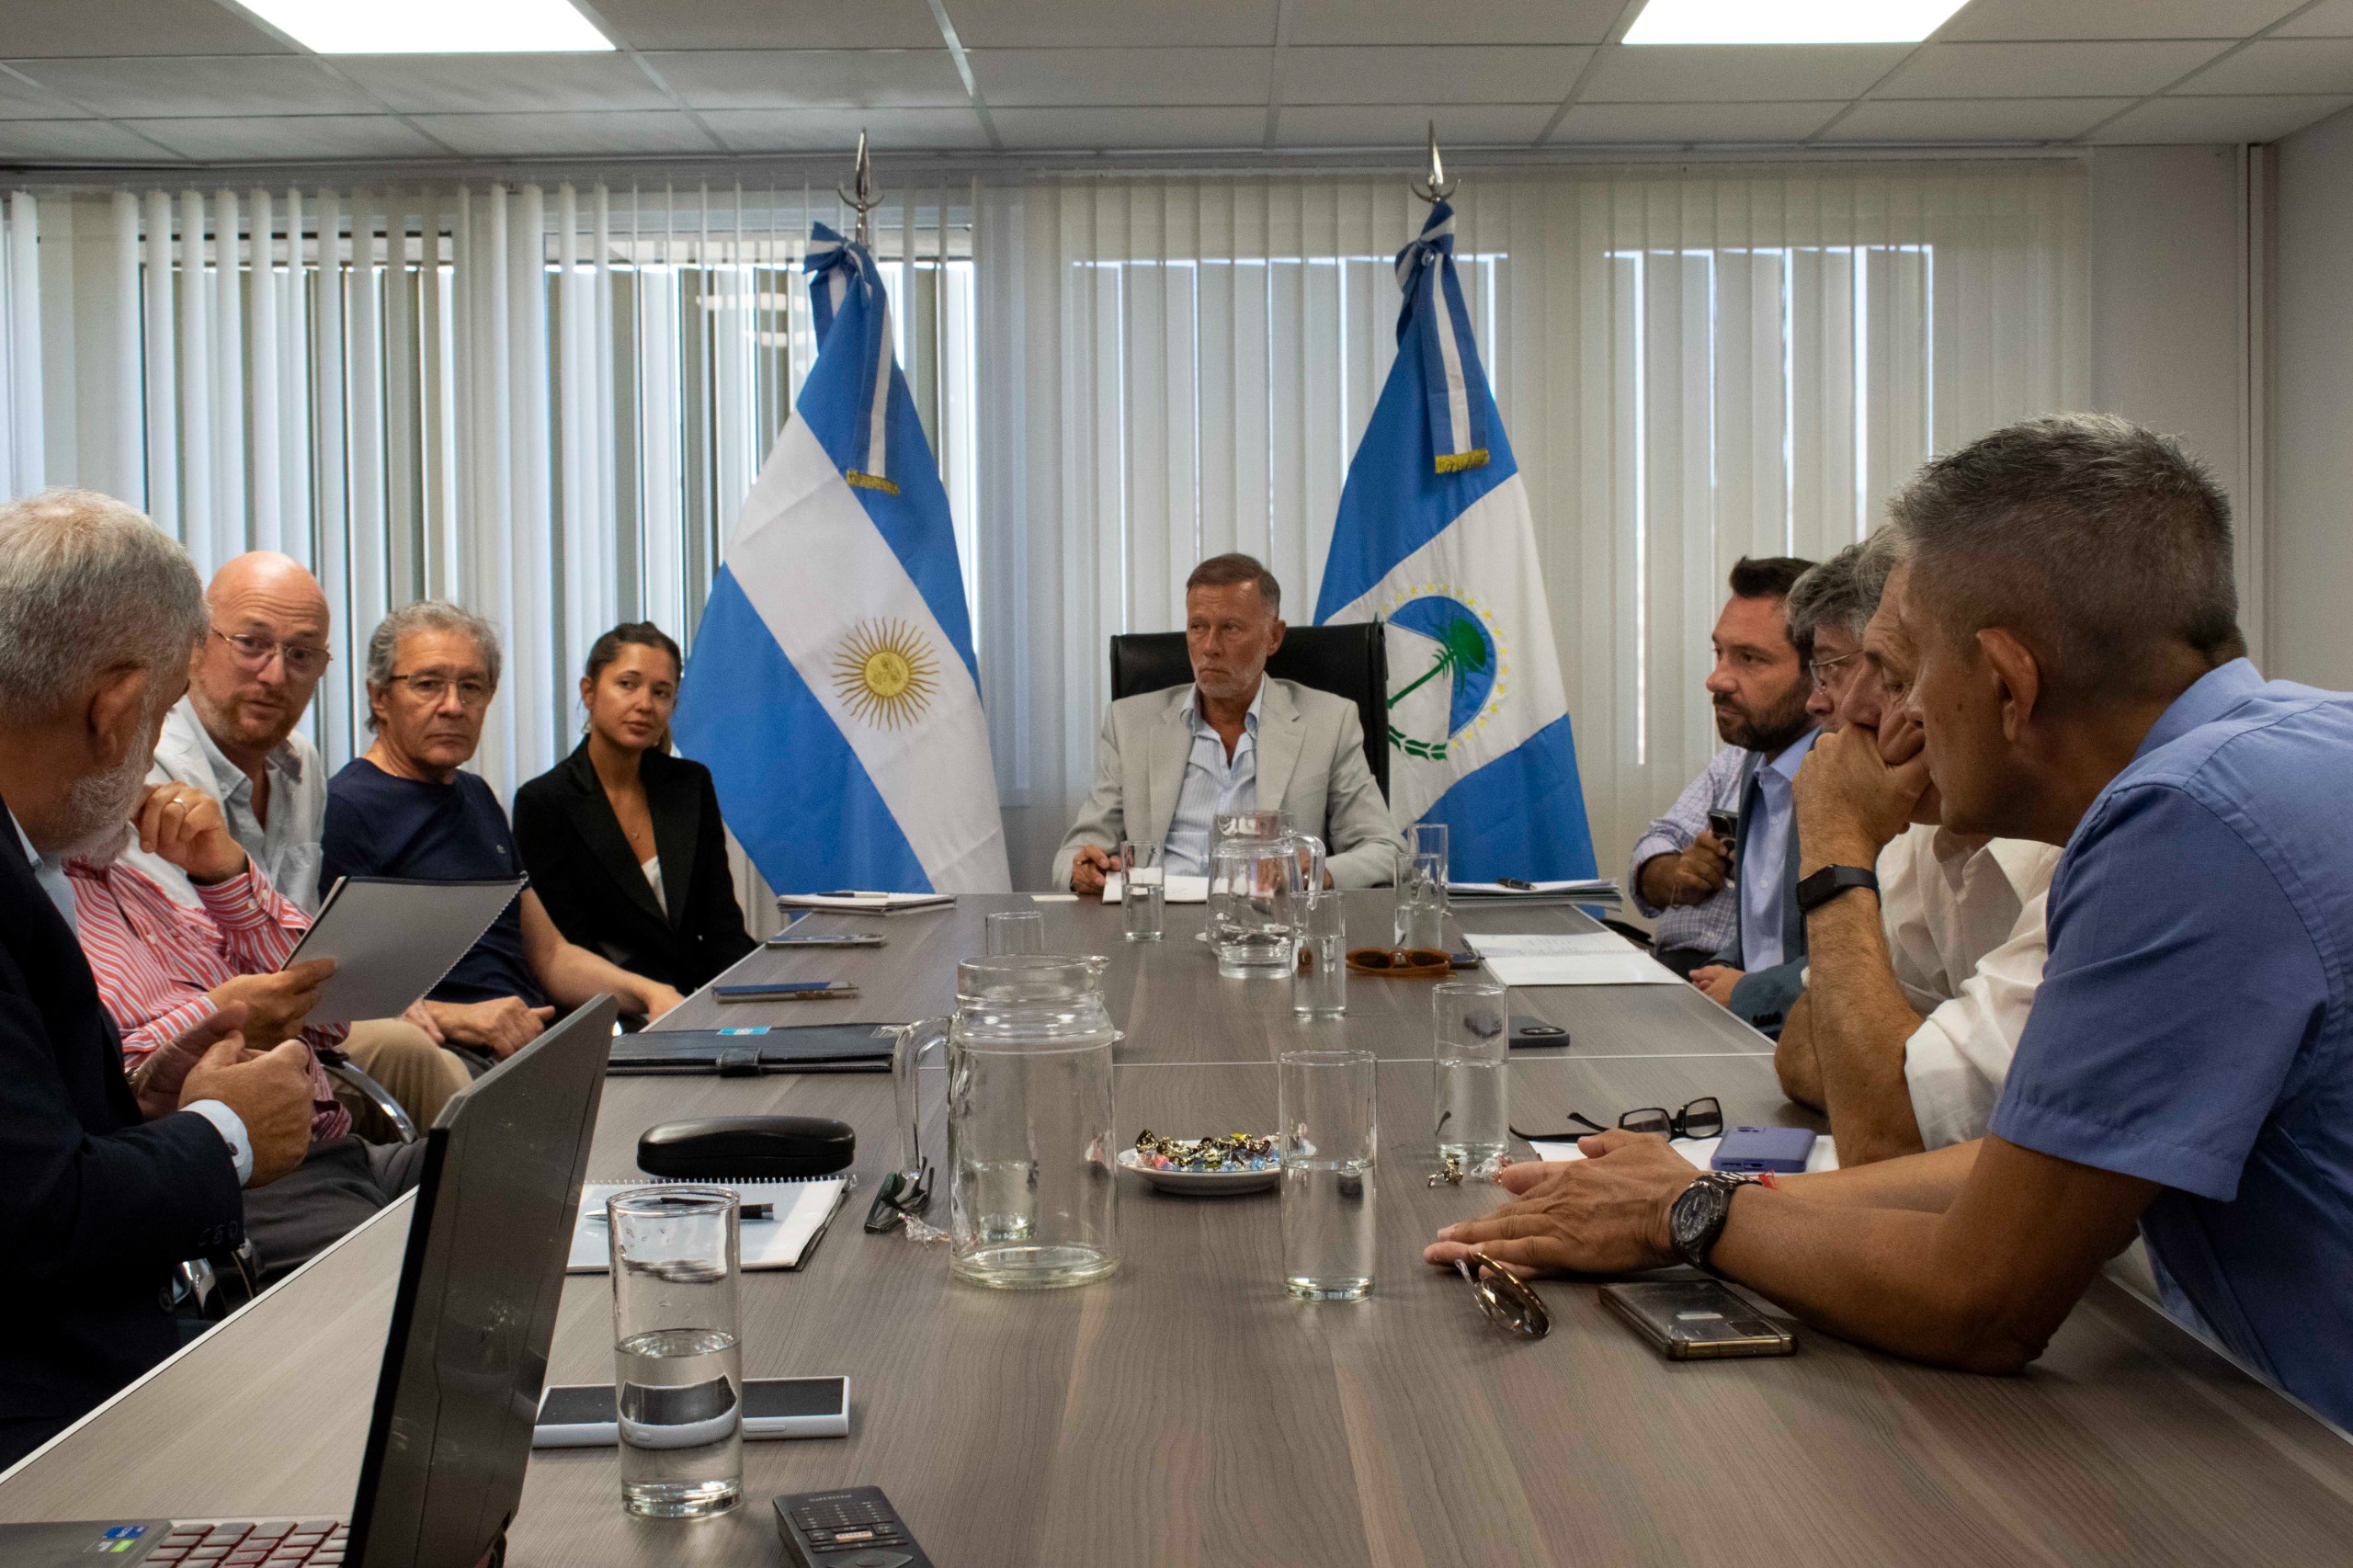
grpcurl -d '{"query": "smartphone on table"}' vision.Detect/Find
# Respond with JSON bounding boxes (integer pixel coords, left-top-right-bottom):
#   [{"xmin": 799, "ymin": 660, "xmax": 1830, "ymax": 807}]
[
  {"xmin": 715, "ymin": 981, "xmax": 860, "ymax": 1003},
  {"xmin": 533, "ymin": 1376, "xmax": 850, "ymax": 1446},
  {"xmin": 1601, "ymin": 1281, "xmax": 1794, "ymax": 1359}
]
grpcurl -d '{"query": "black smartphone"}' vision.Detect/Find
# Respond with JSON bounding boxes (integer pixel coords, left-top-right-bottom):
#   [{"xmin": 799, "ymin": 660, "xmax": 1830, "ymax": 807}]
[
  {"xmin": 765, "ymin": 932, "xmax": 885, "ymax": 949},
  {"xmin": 533, "ymin": 1377, "xmax": 850, "ymax": 1446},
  {"xmin": 1508, "ymin": 1014, "xmax": 1569, "ymax": 1047},
  {"xmin": 715, "ymin": 981, "xmax": 859, "ymax": 1002},
  {"xmin": 1706, "ymin": 808, "xmax": 1740, "ymax": 850}
]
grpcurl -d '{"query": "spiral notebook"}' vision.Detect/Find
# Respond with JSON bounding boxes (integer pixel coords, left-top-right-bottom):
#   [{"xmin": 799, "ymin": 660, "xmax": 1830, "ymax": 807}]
[{"xmin": 567, "ymin": 1177, "xmax": 852, "ymax": 1272}]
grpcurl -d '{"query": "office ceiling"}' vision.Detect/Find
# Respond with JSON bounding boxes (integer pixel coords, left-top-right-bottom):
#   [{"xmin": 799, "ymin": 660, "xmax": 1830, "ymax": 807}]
[{"xmin": 1, "ymin": 0, "xmax": 2350, "ymax": 167}]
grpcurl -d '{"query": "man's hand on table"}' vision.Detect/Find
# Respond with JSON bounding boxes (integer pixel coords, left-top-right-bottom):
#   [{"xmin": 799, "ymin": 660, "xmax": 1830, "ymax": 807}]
[
  {"xmin": 632, "ymin": 982, "xmax": 686, "ymax": 1024},
  {"xmin": 1690, "ymin": 964, "xmax": 1744, "ymax": 1006},
  {"xmin": 427, "ymin": 996, "xmax": 555, "ymax": 1059},
  {"xmin": 1423, "ymin": 1131, "xmax": 1700, "ymax": 1277},
  {"xmin": 1070, "ymin": 845, "xmax": 1114, "ymax": 897}
]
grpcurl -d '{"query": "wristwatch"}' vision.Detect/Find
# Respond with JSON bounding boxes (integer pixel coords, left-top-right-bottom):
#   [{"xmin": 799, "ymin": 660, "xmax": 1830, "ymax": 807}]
[
  {"xmin": 1795, "ymin": 863, "xmax": 1879, "ymax": 915},
  {"xmin": 1668, "ymin": 1171, "xmax": 1755, "ymax": 1274}
]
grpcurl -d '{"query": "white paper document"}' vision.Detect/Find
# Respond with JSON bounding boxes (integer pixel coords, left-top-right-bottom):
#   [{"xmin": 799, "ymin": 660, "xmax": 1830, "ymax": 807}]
[
  {"xmin": 1449, "ymin": 878, "xmax": 1621, "ymax": 897},
  {"xmin": 1527, "ymin": 1135, "xmax": 1841, "ymax": 1173},
  {"xmin": 776, "ymin": 891, "xmax": 954, "ymax": 914},
  {"xmin": 569, "ymin": 1178, "xmax": 850, "ymax": 1272},
  {"xmin": 283, "ymin": 875, "xmax": 526, "ymax": 1025},
  {"xmin": 1101, "ymin": 872, "xmax": 1210, "ymax": 904},
  {"xmin": 1462, "ymin": 931, "xmax": 1684, "ymax": 987}
]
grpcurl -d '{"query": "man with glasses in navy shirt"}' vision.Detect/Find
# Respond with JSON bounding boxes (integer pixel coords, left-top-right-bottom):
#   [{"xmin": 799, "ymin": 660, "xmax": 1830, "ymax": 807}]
[{"xmin": 1431, "ymin": 415, "xmax": 2353, "ymax": 1430}]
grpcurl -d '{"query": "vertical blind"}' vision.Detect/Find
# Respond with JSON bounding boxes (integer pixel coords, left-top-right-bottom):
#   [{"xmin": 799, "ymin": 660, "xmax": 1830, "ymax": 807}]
[{"xmin": 978, "ymin": 165, "xmax": 2088, "ymax": 885}]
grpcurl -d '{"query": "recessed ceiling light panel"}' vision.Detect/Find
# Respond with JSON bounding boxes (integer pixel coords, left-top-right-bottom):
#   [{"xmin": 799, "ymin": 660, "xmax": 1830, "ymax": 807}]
[
  {"xmin": 237, "ymin": 0, "xmax": 616, "ymax": 53},
  {"xmin": 1623, "ymin": 0, "xmax": 1969, "ymax": 45}
]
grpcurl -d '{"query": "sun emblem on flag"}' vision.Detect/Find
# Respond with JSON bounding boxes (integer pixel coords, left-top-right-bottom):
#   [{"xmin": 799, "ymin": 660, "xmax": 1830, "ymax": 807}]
[
  {"xmin": 831, "ymin": 619, "xmax": 938, "ymax": 729},
  {"xmin": 1381, "ymin": 587, "xmax": 1507, "ymax": 762}
]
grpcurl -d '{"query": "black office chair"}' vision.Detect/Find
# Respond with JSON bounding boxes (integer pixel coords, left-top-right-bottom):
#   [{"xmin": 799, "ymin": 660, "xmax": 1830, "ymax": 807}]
[{"xmin": 1108, "ymin": 622, "xmax": 1390, "ymax": 800}]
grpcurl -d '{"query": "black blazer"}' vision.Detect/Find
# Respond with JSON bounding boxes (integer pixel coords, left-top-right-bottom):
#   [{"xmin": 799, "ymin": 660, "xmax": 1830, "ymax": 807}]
[
  {"xmin": 512, "ymin": 744, "xmax": 756, "ymax": 994},
  {"xmin": 0, "ymin": 793, "xmax": 243, "ymax": 1467}
]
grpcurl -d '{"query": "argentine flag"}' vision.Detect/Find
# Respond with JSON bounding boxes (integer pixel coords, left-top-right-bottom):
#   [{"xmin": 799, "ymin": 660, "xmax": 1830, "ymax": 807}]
[
  {"xmin": 1313, "ymin": 200, "xmax": 1597, "ymax": 881},
  {"xmin": 674, "ymin": 223, "xmax": 1010, "ymax": 894}
]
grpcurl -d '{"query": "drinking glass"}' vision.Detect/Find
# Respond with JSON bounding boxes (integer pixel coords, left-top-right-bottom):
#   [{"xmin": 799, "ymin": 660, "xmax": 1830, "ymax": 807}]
[
  {"xmin": 1290, "ymin": 881, "xmax": 1347, "ymax": 1020},
  {"xmin": 1120, "ymin": 839, "xmax": 1165, "ymax": 943},
  {"xmin": 1279, "ymin": 1049, "xmax": 1377, "ymax": 1301},
  {"xmin": 1407, "ymin": 821, "xmax": 1450, "ymax": 881},
  {"xmin": 1394, "ymin": 848, "xmax": 1449, "ymax": 950},
  {"xmin": 1432, "ymin": 981, "xmax": 1509, "ymax": 1176},
  {"xmin": 984, "ymin": 909, "xmax": 1047, "ymax": 956},
  {"xmin": 608, "ymin": 1187, "xmax": 742, "ymax": 1519}
]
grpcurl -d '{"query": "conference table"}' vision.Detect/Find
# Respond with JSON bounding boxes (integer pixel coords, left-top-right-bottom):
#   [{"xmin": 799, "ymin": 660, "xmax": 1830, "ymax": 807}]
[{"xmin": 6, "ymin": 892, "xmax": 2353, "ymax": 1566}]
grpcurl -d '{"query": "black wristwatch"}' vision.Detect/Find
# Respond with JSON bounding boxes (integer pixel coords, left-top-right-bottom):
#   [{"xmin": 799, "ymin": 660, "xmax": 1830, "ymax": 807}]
[
  {"xmin": 1668, "ymin": 1171, "xmax": 1755, "ymax": 1274},
  {"xmin": 1795, "ymin": 863, "xmax": 1879, "ymax": 915}
]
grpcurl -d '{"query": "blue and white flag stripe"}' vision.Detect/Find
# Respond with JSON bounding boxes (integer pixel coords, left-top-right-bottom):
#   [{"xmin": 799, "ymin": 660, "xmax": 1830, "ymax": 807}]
[
  {"xmin": 1396, "ymin": 201, "xmax": 1490, "ymax": 475},
  {"xmin": 805, "ymin": 222, "xmax": 897, "ymax": 496}
]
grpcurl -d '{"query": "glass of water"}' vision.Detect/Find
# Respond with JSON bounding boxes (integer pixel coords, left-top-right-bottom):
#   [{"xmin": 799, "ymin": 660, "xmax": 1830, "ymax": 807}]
[
  {"xmin": 1120, "ymin": 839, "xmax": 1165, "ymax": 942},
  {"xmin": 985, "ymin": 909, "xmax": 1047, "ymax": 955},
  {"xmin": 1432, "ymin": 981, "xmax": 1509, "ymax": 1176},
  {"xmin": 1279, "ymin": 1049, "xmax": 1377, "ymax": 1301},
  {"xmin": 1290, "ymin": 878, "xmax": 1347, "ymax": 1019},
  {"xmin": 608, "ymin": 1186, "xmax": 742, "ymax": 1519},
  {"xmin": 1394, "ymin": 848, "xmax": 1449, "ymax": 950}
]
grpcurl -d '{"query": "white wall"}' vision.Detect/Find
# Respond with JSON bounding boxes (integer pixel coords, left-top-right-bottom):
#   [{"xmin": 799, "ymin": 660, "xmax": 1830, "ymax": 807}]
[{"xmin": 2271, "ymin": 106, "xmax": 2353, "ymax": 692}]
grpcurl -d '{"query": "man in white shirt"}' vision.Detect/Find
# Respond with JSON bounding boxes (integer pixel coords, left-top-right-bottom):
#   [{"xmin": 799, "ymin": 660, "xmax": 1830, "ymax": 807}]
[{"xmin": 1777, "ymin": 527, "xmax": 2059, "ymax": 1163}]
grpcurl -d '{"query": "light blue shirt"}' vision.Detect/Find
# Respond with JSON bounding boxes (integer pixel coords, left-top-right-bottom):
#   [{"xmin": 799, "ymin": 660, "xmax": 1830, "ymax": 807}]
[
  {"xmin": 11, "ymin": 807, "xmax": 76, "ymax": 934},
  {"xmin": 1162, "ymin": 684, "xmax": 1264, "ymax": 876},
  {"xmin": 1737, "ymin": 729, "xmax": 1815, "ymax": 971},
  {"xmin": 1987, "ymin": 659, "xmax": 2353, "ymax": 1430}
]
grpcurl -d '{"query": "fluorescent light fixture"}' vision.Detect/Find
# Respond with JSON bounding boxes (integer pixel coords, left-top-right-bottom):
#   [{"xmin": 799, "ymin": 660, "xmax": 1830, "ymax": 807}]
[
  {"xmin": 1623, "ymin": 0, "xmax": 1969, "ymax": 45},
  {"xmin": 236, "ymin": 0, "xmax": 615, "ymax": 53}
]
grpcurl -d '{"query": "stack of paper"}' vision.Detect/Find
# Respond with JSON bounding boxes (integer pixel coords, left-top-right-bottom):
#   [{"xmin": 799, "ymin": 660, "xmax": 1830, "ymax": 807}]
[
  {"xmin": 1462, "ymin": 931, "xmax": 1683, "ymax": 987},
  {"xmin": 776, "ymin": 891, "xmax": 954, "ymax": 915},
  {"xmin": 569, "ymin": 1178, "xmax": 850, "ymax": 1272},
  {"xmin": 1101, "ymin": 872, "xmax": 1210, "ymax": 904},
  {"xmin": 1448, "ymin": 877, "xmax": 1621, "ymax": 898}
]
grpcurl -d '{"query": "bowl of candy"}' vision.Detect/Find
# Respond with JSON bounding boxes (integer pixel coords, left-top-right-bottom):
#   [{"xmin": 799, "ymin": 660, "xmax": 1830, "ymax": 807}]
[{"xmin": 1117, "ymin": 1130, "xmax": 1282, "ymax": 1195}]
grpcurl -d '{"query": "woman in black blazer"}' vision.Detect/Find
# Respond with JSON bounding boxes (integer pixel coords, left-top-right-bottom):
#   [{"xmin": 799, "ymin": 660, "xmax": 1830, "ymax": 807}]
[{"xmin": 513, "ymin": 622, "xmax": 756, "ymax": 994}]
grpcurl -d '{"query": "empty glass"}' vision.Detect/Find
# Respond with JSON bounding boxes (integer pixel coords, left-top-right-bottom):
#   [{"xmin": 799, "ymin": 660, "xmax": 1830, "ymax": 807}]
[
  {"xmin": 1432, "ymin": 981, "xmax": 1509, "ymax": 1176},
  {"xmin": 1290, "ymin": 877, "xmax": 1347, "ymax": 1020},
  {"xmin": 1120, "ymin": 840, "xmax": 1165, "ymax": 943},
  {"xmin": 984, "ymin": 909, "xmax": 1046, "ymax": 956},
  {"xmin": 608, "ymin": 1187, "xmax": 743, "ymax": 1519},
  {"xmin": 1395, "ymin": 848, "xmax": 1449, "ymax": 950},
  {"xmin": 1279, "ymin": 1049, "xmax": 1377, "ymax": 1301}
]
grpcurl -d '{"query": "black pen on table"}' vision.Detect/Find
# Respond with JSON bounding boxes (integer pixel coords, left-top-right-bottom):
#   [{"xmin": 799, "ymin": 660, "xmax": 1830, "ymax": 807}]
[{"xmin": 589, "ymin": 1202, "xmax": 771, "ymax": 1221}]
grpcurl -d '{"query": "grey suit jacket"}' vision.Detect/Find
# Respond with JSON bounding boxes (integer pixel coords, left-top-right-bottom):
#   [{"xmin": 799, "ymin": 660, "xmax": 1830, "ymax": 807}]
[
  {"xmin": 1713, "ymin": 745, "xmax": 1811, "ymax": 1032},
  {"xmin": 1051, "ymin": 678, "xmax": 1403, "ymax": 890}
]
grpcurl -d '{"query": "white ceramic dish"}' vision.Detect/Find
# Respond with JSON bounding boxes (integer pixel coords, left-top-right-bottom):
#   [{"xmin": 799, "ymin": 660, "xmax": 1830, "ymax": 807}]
[{"xmin": 1116, "ymin": 1145, "xmax": 1281, "ymax": 1195}]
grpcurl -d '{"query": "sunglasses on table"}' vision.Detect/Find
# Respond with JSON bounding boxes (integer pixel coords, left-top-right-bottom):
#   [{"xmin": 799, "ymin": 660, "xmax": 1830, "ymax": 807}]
[{"xmin": 1508, "ymin": 1096, "xmax": 1723, "ymax": 1144}]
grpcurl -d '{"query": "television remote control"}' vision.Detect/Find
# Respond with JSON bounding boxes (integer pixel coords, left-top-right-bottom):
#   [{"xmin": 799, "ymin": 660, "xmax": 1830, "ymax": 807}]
[{"xmin": 774, "ymin": 1486, "xmax": 936, "ymax": 1568}]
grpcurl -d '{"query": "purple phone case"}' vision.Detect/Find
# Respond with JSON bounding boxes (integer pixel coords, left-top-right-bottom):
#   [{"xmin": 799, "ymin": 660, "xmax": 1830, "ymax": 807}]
[{"xmin": 1711, "ymin": 1125, "xmax": 1817, "ymax": 1173}]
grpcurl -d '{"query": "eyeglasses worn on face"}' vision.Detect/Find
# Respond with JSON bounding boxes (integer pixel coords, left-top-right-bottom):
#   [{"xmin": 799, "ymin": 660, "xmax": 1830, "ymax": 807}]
[
  {"xmin": 1808, "ymin": 650, "xmax": 1861, "ymax": 687},
  {"xmin": 385, "ymin": 673, "xmax": 494, "ymax": 708},
  {"xmin": 213, "ymin": 627, "xmax": 333, "ymax": 679}
]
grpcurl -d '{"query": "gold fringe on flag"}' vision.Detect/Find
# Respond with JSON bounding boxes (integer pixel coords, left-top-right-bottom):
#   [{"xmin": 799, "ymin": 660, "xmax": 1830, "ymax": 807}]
[
  {"xmin": 1433, "ymin": 449, "xmax": 1490, "ymax": 475},
  {"xmin": 847, "ymin": 471, "xmax": 901, "ymax": 495}
]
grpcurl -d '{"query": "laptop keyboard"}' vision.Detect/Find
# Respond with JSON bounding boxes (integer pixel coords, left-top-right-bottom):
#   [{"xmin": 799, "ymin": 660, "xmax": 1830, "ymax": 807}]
[{"xmin": 146, "ymin": 1520, "xmax": 347, "ymax": 1567}]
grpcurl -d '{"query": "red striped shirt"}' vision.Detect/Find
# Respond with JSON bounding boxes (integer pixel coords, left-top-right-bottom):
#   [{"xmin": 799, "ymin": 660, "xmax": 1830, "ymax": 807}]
[{"xmin": 67, "ymin": 855, "xmax": 350, "ymax": 1143}]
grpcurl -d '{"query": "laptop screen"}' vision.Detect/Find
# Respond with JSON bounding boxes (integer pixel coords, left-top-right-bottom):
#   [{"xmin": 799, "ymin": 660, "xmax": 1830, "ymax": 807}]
[{"xmin": 347, "ymin": 997, "xmax": 615, "ymax": 1568}]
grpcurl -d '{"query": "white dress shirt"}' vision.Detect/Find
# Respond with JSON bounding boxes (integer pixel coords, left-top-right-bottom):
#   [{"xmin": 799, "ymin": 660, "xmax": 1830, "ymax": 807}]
[
  {"xmin": 147, "ymin": 697, "xmax": 328, "ymax": 914},
  {"xmin": 1161, "ymin": 684, "xmax": 1264, "ymax": 875},
  {"xmin": 1738, "ymin": 730, "xmax": 1816, "ymax": 971},
  {"xmin": 1877, "ymin": 824, "xmax": 2062, "ymax": 1150}
]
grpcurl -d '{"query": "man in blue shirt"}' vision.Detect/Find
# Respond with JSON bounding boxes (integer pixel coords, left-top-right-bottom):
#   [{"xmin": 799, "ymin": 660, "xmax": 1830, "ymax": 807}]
[{"xmin": 1428, "ymin": 414, "xmax": 2353, "ymax": 1429}]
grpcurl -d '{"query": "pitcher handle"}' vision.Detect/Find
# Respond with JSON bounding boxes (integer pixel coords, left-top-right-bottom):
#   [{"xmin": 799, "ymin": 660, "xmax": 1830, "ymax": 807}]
[
  {"xmin": 866, "ymin": 1017, "xmax": 948, "ymax": 1233},
  {"xmin": 1293, "ymin": 832, "xmax": 1328, "ymax": 898}
]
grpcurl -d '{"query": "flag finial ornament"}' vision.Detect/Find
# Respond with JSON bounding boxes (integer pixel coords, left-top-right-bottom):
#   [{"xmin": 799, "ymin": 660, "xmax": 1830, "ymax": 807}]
[
  {"xmin": 1410, "ymin": 120, "xmax": 1457, "ymax": 206},
  {"xmin": 836, "ymin": 130, "xmax": 881, "ymax": 248}
]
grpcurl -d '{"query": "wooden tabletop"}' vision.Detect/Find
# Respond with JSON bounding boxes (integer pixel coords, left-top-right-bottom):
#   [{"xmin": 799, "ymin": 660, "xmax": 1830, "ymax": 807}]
[{"xmin": 6, "ymin": 892, "xmax": 2351, "ymax": 1567}]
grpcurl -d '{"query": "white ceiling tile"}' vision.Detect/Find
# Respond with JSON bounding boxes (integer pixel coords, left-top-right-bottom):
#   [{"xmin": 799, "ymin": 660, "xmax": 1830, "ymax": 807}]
[
  {"xmin": 1288, "ymin": 0, "xmax": 1624, "ymax": 45},
  {"xmin": 948, "ymin": 0, "xmax": 1281, "ymax": 49},
  {"xmin": 2086, "ymin": 93, "xmax": 2353, "ymax": 142},
  {"xmin": 1274, "ymin": 102, "xmax": 1555, "ymax": 146},
  {"xmin": 1938, "ymin": 0, "xmax": 2303, "ymax": 41},
  {"xmin": 332, "ymin": 55, "xmax": 673, "ymax": 114},
  {"xmin": 990, "ymin": 106, "xmax": 1268, "ymax": 148},
  {"xmin": 405, "ymin": 110, "xmax": 720, "ymax": 156},
  {"xmin": 0, "ymin": 1, "xmax": 290, "ymax": 57},
  {"xmin": 13, "ymin": 56, "xmax": 375, "ymax": 118},
  {"xmin": 1281, "ymin": 46, "xmax": 1591, "ymax": 105},
  {"xmin": 2275, "ymin": 0, "xmax": 2353, "ymax": 36},
  {"xmin": 0, "ymin": 69, "xmax": 92, "ymax": 119},
  {"xmin": 1550, "ymin": 100, "xmax": 1843, "ymax": 142},
  {"xmin": 653, "ymin": 51, "xmax": 970, "ymax": 109},
  {"xmin": 1581, "ymin": 44, "xmax": 1912, "ymax": 103},
  {"xmin": 1881, "ymin": 40, "xmax": 2228, "ymax": 98},
  {"xmin": 1822, "ymin": 97, "xmax": 2130, "ymax": 141},
  {"xmin": 0, "ymin": 119, "xmax": 179, "ymax": 159},
  {"xmin": 131, "ymin": 115, "xmax": 449, "ymax": 160},
  {"xmin": 2177, "ymin": 38, "xmax": 2353, "ymax": 95},
  {"xmin": 701, "ymin": 107, "xmax": 990, "ymax": 152},
  {"xmin": 969, "ymin": 48, "xmax": 1271, "ymax": 106},
  {"xmin": 589, "ymin": 0, "xmax": 944, "ymax": 50}
]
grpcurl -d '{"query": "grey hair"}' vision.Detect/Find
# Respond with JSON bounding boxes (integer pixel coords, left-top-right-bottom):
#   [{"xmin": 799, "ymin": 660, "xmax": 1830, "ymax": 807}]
[
  {"xmin": 1892, "ymin": 413, "xmax": 2242, "ymax": 710},
  {"xmin": 1783, "ymin": 544, "xmax": 1870, "ymax": 665},
  {"xmin": 1852, "ymin": 523, "xmax": 1911, "ymax": 619},
  {"xmin": 364, "ymin": 600, "xmax": 503, "ymax": 729},
  {"xmin": 0, "ymin": 488, "xmax": 206, "ymax": 723}
]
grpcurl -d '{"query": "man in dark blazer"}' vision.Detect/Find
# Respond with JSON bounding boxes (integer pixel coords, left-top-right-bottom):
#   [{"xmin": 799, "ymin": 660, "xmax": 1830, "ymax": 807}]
[
  {"xmin": 512, "ymin": 744, "xmax": 756, "ymax": 995},
  {"xmin": 0, "ymin": 488, "xmax": 314, "ymax": 1467}
]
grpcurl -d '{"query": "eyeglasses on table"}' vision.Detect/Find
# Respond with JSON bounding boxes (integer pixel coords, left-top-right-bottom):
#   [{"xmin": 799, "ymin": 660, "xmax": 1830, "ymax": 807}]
[{"xmin": 1509, "ymin": 1095, "xmax": 1723, "ymax": 1144}]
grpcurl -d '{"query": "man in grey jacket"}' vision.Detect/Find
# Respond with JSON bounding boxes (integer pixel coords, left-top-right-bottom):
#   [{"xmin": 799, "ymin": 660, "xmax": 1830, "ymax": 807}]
[{"xmin": 1053, "ymin": 554, "xmax": 1401, "ymax": 892}]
